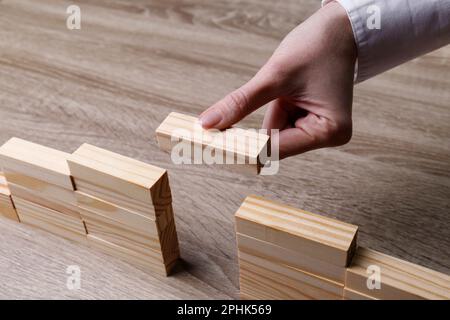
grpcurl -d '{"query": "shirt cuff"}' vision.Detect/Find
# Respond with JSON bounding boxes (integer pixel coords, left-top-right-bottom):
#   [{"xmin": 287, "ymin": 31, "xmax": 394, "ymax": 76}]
[{"xmin": 322, "ymin": 0, "xmax": 450, "ymax": 83}]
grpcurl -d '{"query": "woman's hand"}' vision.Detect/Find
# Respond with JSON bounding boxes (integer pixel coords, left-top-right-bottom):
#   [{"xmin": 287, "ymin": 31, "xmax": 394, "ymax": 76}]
[{"xmin": 199, "ymin": 2, "xmax": 357, "ymax": 159}]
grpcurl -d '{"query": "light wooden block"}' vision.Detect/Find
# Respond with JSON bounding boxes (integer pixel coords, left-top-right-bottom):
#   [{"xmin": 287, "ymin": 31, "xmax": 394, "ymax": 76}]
[
  {"xmin": 80, "ymin": 204, "xmax": 179, "ymax": 272},
  {"xmin": 76, "ymin": 191, "xmax": 163, "ymax": 234},
  {"xmin": 14, "ymin": 197, "xmax": 87, "ymax": 244},
  {"xmin": 235, "ymin": 195, "xmax": 358, "ymax": 267},
  {"xmin": 345, "ymin": 247, "xmax": 450, "ymax": 300},
  {"xmin": 67, "ymin": 143, "xmax": 171, "ymax": 215},
  {"xmin": 239, "ymin": 252, "xmax": 343, "ymax": 300},
  {"xmin": 156, "ymin": 112, "xmax": 270, "ymax": 174},
  {"xmin": 87, "ymin": 234, "xmax": 173, "ymax": 276},
  {"xmin": 3, "ymin": 170, "xmax": 77, "ymax": 206},
  {"xmin": 0, "ymin": 137, "xmax": 74, "ymax": 190},
  {"xmin": 80, "ymin": 205, "xmax": 163, "ymax": 254},
  {"xmin": 237, "ymin": 233, "xmax": 345, "ymax": 283},
  {"xmin": 343, "ymin": 288, "xmax": 377, "ymax": 300},
  {"xmin": 8, "ymin": 183, "xmax": 80, "ymax": 219},
  {"xmin": 0, "ymin": 172, "xmax": 19, "ymax": 221}
]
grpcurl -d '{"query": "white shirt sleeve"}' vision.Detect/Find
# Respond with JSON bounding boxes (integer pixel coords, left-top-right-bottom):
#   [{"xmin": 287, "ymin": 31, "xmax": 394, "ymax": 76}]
[{"xmin": 322, "ymin": 0, "xmax": 450, "ymax": 82}]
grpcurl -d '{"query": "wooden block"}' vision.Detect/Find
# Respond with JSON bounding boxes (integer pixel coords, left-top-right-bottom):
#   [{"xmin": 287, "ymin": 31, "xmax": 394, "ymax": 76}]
[
  {"xmin": 87, "ymin": 234, "xmax": 171, "ymax": 276},
  {"xmin": 343, "ymin": 288, "xmax": 377, "ymax": 300},
  {"xmin": 8, "ymin": 183, "xmax": 80, "ymax": 219},
  {"xmin": 0, "ymin": 138, "xmax": 74, "ymax": 190},
  {"xmin": 235, "ymin": 195, "xmax": 358, "ymax": 267},
  {"xmin": 239, "ymin": 251, "xmax": 343, "ymax": 300},
  {"xmin": 14, "ymin": 197, "xmax": 87, "ymax": 244},
  {"xmin": 80, "ymin": 204, "xmax": 179, "ymax": 270},
  {"xmin": 80, "ymin": 206, "xmax": 163, "ymax": 254},
  {"xmin": 3, "ymin": 170, "xmax": 77, "ymax": 206},
  {"xmin": 76, "ymin": 191, "xmax": 162, "ymax": 234},
  {"xmin": 237, "ymin": 233, "xmax": 345, "ymax": 283},
  {"xmin": 67, "ymin": 143, "xmax": 171, "ymax": 212},
  {"xmin": 14, "ymin": 197, "xmax": 86, "ymax": 235},
  {"xmin": 345, "ymin": 247, "xmax": 450, "ymax": 300},
  {"xmin": 69, "ymin": 144, "xmax": 172, "ymax": 220},
  {"xmin": 156, "ymin": 112, "xmax": 270, "ymax": 174},
  {"xmin": 74, "ymin": 179, "xmax": 157, "ymax": 219},
  {"xmin": 0, "ymin": 172, "xmax": 20, "ymax": 222}
]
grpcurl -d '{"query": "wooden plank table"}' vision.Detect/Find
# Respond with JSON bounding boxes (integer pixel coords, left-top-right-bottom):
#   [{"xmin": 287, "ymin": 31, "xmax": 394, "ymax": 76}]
[{"xmin": 0, "ymin": 0, "xmax": 448, "ymax": 299}]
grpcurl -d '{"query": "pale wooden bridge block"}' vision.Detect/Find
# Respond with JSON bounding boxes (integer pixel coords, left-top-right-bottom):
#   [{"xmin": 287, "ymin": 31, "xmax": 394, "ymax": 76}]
[{"xmin": 156, "ymin": 112, "xmax": 270, "ymax": 174}]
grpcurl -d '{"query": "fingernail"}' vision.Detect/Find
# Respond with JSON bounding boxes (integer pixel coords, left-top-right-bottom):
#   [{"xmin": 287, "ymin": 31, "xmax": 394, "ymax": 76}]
[{"xmin": 199, "ymin": 111, "xmax": 222, "ymax": 128}]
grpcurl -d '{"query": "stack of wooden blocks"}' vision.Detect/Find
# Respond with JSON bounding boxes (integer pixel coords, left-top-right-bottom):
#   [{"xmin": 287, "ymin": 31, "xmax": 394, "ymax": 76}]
[
  {"xmin": 68, "ymin": 143, "xmax": 179, "ymax": 275},
  {"xmin": 0, "ymin": 138, "xmax": 180, "ymax": 276},
  {"xmin": 0, "ymin": 171, "xmax": 19, "ymax": 222},
  {"xmin": 235, "ymin": 195, "xmax": 450, "ymax": 300},
  {"xmin": 0, "ymin": 138, "xmax": 87, "ymax": 243}
]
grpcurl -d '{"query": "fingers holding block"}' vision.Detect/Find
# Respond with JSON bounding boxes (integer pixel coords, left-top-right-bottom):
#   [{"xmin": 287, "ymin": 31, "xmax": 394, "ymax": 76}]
[{"xmin": 156, "ymin": 112, "xmax": 270, "ymax": 174}]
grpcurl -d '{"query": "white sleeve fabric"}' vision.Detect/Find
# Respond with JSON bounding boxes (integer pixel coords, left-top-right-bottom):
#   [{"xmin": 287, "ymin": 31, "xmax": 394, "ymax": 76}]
[{"xmin": 322, "ymin": 0, "xmax": 450, "ymax": 82}]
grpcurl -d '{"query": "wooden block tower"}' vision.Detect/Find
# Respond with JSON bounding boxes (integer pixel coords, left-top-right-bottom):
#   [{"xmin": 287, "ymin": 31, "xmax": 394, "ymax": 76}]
[
  {"xmin": 67, "ymin": 143, "xmax": 180, "ymax": 276},
  {"xmin": 235, "ymin": 195, "xmax": 358, "ymax": 300},
  {"xmin": 0, "ymin": 138, "xmax": 86, "ymax": 243},
  {"xmin": 235, "ymin": 195, "xmax": 450, "ymax": 300}
]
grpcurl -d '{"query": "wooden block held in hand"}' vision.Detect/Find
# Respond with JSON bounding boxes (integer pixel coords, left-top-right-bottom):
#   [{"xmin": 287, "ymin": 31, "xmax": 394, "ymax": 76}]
[
  {"xmin": 0, "ymin": 138, "xmax": 74, "ymax": 190},
  {"xmin": 235, "ymin": 195, "xmax": 358, "ymax": 267},
  {"xmin": 156, "ymin": 112, "xmax": 270, "ymax": 174},
  {"xmin": 345, "ymin": 247, "xmax": 450, "ymax": 300}
]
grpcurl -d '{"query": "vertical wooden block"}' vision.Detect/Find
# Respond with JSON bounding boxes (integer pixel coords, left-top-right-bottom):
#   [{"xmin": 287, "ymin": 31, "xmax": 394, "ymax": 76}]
[
  {"xmin": 155, "ymin": 112, "xmax": 270, "ymax": 174},
  {"xmin": 0, "ymin": 172, "xmax": 19, "ymax": 222},
  {"xmin": 345, "ymin": 247, "xmax": 450, "ymax": 300}
]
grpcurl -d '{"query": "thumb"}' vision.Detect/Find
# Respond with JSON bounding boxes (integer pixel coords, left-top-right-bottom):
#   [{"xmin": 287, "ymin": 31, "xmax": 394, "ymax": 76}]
[{"xmin": 199, "ymin": 69, "xmax": 280, "ymax": 130}]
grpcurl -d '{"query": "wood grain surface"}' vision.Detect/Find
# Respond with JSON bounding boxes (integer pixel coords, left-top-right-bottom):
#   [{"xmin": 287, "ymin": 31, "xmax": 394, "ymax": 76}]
[{"xmin": 0, "ymin": 0, "xmax": 449, "ymax": 299}]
